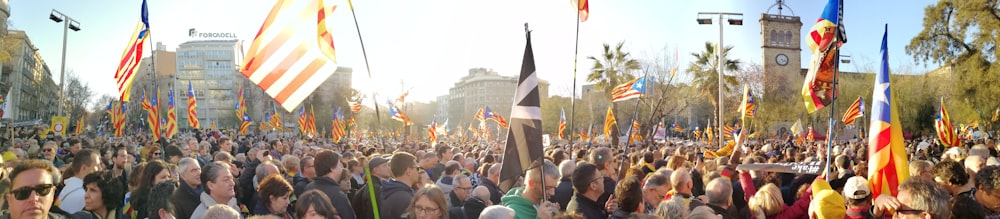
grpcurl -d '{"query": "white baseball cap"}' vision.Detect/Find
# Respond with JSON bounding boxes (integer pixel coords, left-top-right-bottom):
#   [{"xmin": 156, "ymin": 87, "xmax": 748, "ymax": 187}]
[{"xmin": 842, "ymin": 176, "xmax": 872, "ymax": 200}]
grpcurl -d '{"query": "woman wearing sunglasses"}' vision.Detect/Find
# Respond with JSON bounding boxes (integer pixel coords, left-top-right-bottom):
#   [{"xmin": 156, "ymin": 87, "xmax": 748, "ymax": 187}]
[{"xmin": 71, "ymin": 171, "xmax": 126, "ymax": 219}]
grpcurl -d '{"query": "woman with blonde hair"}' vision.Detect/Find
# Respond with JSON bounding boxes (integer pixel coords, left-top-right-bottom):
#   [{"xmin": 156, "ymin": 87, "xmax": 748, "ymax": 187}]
[
  {"xmin": 741, "ymin": 171, "xmax": 811, "ymax": 219},
  {"xmin": 406, "ymin": 185, "xmax": 448, "ymax": 219}
]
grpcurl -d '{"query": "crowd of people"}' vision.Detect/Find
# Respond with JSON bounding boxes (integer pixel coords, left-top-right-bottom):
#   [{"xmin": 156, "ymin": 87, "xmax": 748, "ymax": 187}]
[{"xmin": 0, "ymin": 126, "xmax": 997, "ymax": 219}]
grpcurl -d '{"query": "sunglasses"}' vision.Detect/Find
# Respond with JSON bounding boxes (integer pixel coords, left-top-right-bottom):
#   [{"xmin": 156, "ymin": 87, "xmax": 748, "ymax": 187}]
[
  {"xmin": 42, "ymin": 148, "xmax": 54, "ymax": 152},
  {"xmin": 9, "ymin": 184, "xmax": 53, "ymax": 200},
  {"xmin": 153, "ymin": 152, "xmax": 162, "ymax": 156}
]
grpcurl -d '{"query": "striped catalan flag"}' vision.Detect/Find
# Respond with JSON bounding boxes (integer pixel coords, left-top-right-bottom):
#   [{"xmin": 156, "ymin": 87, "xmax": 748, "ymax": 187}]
[
  {"xmin": 165, "ymin": 86, "xmax": 178, "ymax": 138},
  {"xmin": 241, "ymin": 0, "xmax": 339, "ymax": 111},
  {"xmin": 235, "ymin": 86, "xmax": 246, "ymax": 120},
  {"xmin": 868, "ymin": 25, "xmax": 909, "ymax": 199},
  {"xmin": 115, "ymin": 0, "xmax": 150, "ymax": 102},
  {"xmin": 935, "ymin": 98, "xmax": 959, "ymax": 147},
  {"xmin": 298, "ymin": 106, "xmax": 308, "ymax": 134},
  {"xmin": 802, "ymin": 0, "xmax": 844, "ymax": 113},
  {"xmin": 558, "ymin": 108, "xmax": 566, "ymax": 140},
  {"xmin": 611, "ymin": 77, "xmax": 648, "ymax": 102},
  {"xmin": 187, "ymin": 81, "xmax": 199, "ymax": 129},
  {"xmin": 240, "ymin": 112, "xmax": 253, "ymax": 135},
  {"xmin": 841, "ymin": 96, "xmax": 865, "ymax": 126},
  {"xmin": 141, "ymin": 89, "xmax": 160, "ymax": 141},
  {"xmin": 571, "ymin": 0, "xmax": 589, "ymax": 22},
  {"xmin": 603, "ymin": 106, "xmax": 616, "ymax": 140},
  {"xmin": 114, "ymin": 102, "xmax": 126, "ymax": 137}
]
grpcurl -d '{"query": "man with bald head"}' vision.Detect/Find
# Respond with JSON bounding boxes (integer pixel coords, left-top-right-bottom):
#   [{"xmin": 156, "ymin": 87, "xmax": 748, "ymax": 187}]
[
  {"xmin": 670, "ymin": 167, "xmax": 704, "ymax": 210},
  {"xmin": 459, "ymin": 186, "xmax": 493, "ymax": 219}
]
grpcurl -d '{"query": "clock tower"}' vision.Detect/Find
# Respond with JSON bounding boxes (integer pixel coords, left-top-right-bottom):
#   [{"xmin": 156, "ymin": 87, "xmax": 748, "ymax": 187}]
[{"xmin": 760, "ymin": 1, "xmax": 802, "ymax": 95}]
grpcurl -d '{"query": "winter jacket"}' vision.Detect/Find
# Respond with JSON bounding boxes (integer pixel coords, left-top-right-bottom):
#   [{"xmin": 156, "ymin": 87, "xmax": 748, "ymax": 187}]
[
  {"xmin": 501, "ymin": 187, "xmax": 538, "ymax": 219},
  {"xmin": 379, "ymin": 179, "xmax": 414, "ymax": 219},
  {"xmin": 305, "ymin": 176, "xmax": 357, "ymax": 219},
  {"xmin": 479, "ymin": 178, "xmax": 503, "ymax": 204},
  {"xmin": 461, "ymin": 197, "xmax": 489, "ymax": 219},
  {"xmin": 739, "ymin": 171, "xmax": 811, "ymax": 219},
  {"xmin": 553, "ymin": 177, "xmax": 573, "ymax": 211},
  {"xmin": 352, "ymin": 179, "xmax": 384, "ymax": 219},
  {"xmin": 190, "ymin": 192, "xmax": 240, "ymax": 219},
  {"xmin": 171, "ymin": 180, "xmax": 203, "ymax": 219},
  {"xmin": 566, "ymin": 192, "xmax": 607, "ymax": 219}
]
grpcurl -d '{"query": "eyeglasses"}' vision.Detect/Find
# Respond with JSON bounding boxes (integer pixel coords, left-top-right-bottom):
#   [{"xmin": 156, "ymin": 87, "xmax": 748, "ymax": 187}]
[
  {"xmin": 9, "ymin": 184, "xmax": 54, "ymax": 200},
  {"xmin": 42, "ymin": 148, "xmax": 54, "ymax": 152},
  {"xmin": 894, "ymin": 209, "xmax": 925, "ymax": 216},
  {"xmin": 153, "ymin": 152, "xmax": 161, "ymax": 156},
  {"xmin": 415, "ymin": 206, "xmax": 439, "ymax": 214},
  {"xmin": 456, "ymin": 186, "xmax": 473, "ymax": 191}
]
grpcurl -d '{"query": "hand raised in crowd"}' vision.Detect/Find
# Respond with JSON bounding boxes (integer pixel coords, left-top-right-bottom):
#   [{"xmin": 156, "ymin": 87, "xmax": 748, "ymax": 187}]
[
  {"xmin": 872, "ymin": 194, "xmax": 901, "ymax": 216},
  {"xmin": 605, "ymin": 194, "xmax": 619, "ymax": 213},
  {"xmin": 537, "ymin": 200, "xmax": 559, "ymax": 219}
]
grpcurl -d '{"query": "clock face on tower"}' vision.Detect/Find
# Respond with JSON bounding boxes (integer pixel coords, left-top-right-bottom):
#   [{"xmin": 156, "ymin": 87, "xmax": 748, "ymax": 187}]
[{"xmin": 776, "ymin": 54, "xmax": 789, "ymax": 66}]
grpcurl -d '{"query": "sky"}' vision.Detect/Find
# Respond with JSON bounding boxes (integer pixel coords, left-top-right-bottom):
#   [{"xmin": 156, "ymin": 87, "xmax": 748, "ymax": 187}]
[{"xmin": 11, "ymin": 0, "xmax": 938, "ymax": 104}]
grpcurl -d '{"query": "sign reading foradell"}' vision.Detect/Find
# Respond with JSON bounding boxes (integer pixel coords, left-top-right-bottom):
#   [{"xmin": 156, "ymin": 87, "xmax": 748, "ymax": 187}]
[{"xmin": 188, "ymin": 28, "xmax": 237, "ymax": 39}]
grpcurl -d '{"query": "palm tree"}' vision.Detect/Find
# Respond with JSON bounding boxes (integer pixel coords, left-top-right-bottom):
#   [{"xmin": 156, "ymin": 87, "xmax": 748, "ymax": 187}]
[
  {"xmin": 587, "ymin": 42, "xmax": 641, "ymax": 146},
  {"xmin": 688, "ymin": 42, "xmax": 741, "ymax": 129}
]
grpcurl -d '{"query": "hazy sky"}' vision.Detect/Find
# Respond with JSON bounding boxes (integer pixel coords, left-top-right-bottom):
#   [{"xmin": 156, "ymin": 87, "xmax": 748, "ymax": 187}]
[{"xmin": 12, "ymin": 0, "xmax": 936, "ymax": 104}]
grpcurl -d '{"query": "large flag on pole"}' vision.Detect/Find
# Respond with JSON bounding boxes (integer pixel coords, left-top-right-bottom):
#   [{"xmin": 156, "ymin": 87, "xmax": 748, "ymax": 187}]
[
  {"xmin": 499, "ymin": 28, "xmax": 544, "ymax": 192},
  {"xmin": 298, "ymin": 106, "xmax": 308, "ymax": 134},
  {"xmin": 141, "ymin": 89, "xmax": 161, "ymax": 141},
  {"xmin": 239, "ymin": 112, "xmax": 252, "ymax": 135},
  {"xmin": 935, "ymin": 98, "xmax": 960, "ymax": 147},
  {"xmin": 738, "ymin": 85, "xmax": 756, "ymax": 121},
  {"xmin": 114, "ymin": 0, "xmax": 150, "ymax": 101},
  {"xmin": 571, "ymin": 0, "xmax": 589, "ymax": 22},
  {"xmin": 389, "ymin": 105, "xmax": 413, "ymax": 125},
  {"xmin": 842, "ymin": 96, "xmax": 865, "ymax": 126},
  {"xmin": 868, "ymin": 25, "xmax": 909, "ymax": 199},
  {"xmin": 235, "ymin": 86, "xmax": 246, "ymax": 119},
  {"xmin": 485, "ymin": 106, "xmax": 509, "ymax": 128},
  {"xmin": 603, "ymin": 106, "xmax": 617, "ymax": 140},
  {"xmin": 611, "ymin": 77, "xmax": 648, "ymax": 102},
  {"xmin": 241, "ymin": 0, "xmax": 339, "ymax": 111},
  {"xmin": 165, "ymin": 86, "xmax": 178, "ymax": 138},
  {"xmin": 801, "ymin": 0, "xmax": 845, "ymax": 113},
  {"xmin": 428, "ymin": 120, "xmax": 438, "ymax": 145}
]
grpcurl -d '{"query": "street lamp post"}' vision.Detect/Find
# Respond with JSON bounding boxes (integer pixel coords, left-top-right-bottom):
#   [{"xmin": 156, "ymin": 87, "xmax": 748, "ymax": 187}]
[
  {"xmin": 697, "ymin": 12, "xmax": 742, "ymax": 147},
  {"xmin": 49, "ymin": 9, "xmax": 81, "ymax": 118}
]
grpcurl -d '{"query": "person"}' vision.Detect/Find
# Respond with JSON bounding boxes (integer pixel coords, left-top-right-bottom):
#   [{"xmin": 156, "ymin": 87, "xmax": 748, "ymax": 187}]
[
  {"xmin": 59, "ymin": 149, "xmax": 102, "ymax": 213},
  {"xmin": 433, "ymin": 146, "xmax": 454, "ymax": 181},
  {"xmin": 436, "ymin": 161, "xmax": 461, "ymax": 195},
  {"xmin": 974, "ymin": 165, "xmax": 1000, "ymax": 217},
  {"xmin": 293, "ymin": 156, "xmax": 316, "ymax": 198},
  {"xmin": 841, "ymin": 176, "xmax": 875, "ymax": 219},
  {"xmin": 352, "ymin": 155, "xmax": 389, "ymax": 219},
  {"xmin": 589, "ymin": 147, "xmax": 617, "ymax": 206},
  {"xmin": 461, "ymin": 186, "xmax": 492, "ymax": 219},
  {"xmin": 479, "ymin": 164, "xmax": 503, "ymax": 205},
  {"xmin": 566, "ymin": 162, "xmax": 606, "ymax": 219},
  {"xmin": 381, "ymin": 152, "xmax": 421, "ymax": 219},
  {"xmin": 304, "ymin": 150, "xmax": 356, "ymax": 219},
  {"xmin": 669, "ymin": 168, "xmax": 704, "ymax": 209},
  {"xmin": 688, "ymin": 206, "xmax": 722, "ymax": 219},
  {"xmin": 406, "ymin": 185, "xmax": 448, "ymax": 219},
  {"xmin": 0, "ymin": 159, "xmax": 66, "ymax": 218},
  {"xmin": 607, "ymin": 175, "xmax": 642, "ymax": 219},
  {"xmin": 203, "ymin": 204, "xmax": 241, "ymax": 219},
  {"xmin": 641, "ymin": 173, "xmax": 670, "ymax": 214},
  {"xmin": 72, "ymin": 171, "xmax": 125, "ymax": 219},
  {"xmin": 171, "ymin": 158, "xmax": 203, "ymax": 219},
  {"xmin": 501, "ymin": 160, "xmax": 558, "ymax": 219},
  {"xmin": 702, "ymin": 178, "xmax": 733, "ymax": 219},
  {"xmin": 253, "ymin": 175, "xmax": 294, "ymax": 219},
  {"xmin": 478, "ymin": 206, "xmax": 514, "ymax": 219},
  {"xmin": 448, "ymin": 175, "xmax": 472, "ymax": 208},
  {"xmin": 553, "ymin": 160, "xmax": 575, "ymax": 212},
  {"xmin": 191, "ymin": 162, "xmax": 240, "ymax": 219},
  {"xmin": 63, "ymin": 139, "xmax": 83, "ymax": 162},
  {"xmin": 109, "ymin": 147, "xmax": 130, "ymax": 183},
  {"xmin": 873, "ymin": 178, "xmax": 951, "ymax": 219},
  {"xmin": 39, "ymin": 141, "xmax": 65, "ymax": 168},
  {"xmin": 296, "ymin": 190, "xmax": 339, "ymax": 219},
  {"xmin": 148, "ymin": 181, "xmax": 178, "ymax": 219},
  {"xmin": 654, "ymin": 197, "xmax": 688, "ymax": 219},
  {"xmin": 130, "ymin": 160, "xmax": 172, "ymax": 219}
]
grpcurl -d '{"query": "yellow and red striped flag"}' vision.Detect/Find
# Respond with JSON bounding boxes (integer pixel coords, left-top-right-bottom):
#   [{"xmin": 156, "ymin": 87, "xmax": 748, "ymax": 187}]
[
  {"xmin": 348, "ymin": 98, "xmax": 362, "ymax": 112},
  {"xmin": 935, "ymin": 98, "xmax": 959, "ymax": 147},
  {"xmin": 738, "ymin": 85, "xmax": 756, "ymax": 121},
  {"xmin": 571, "ymin": 0, "xmax": 589, "ymax": 22},
  {"xmin": 298, "ymin": 106, "xmax": 308, "ymax": 134},
  {"xmin": 114, "ymin": 102, "xmax": 126, "ymax": 137},
  {"xmin": 868, "ymin": 25, "xmax": 909, "ymax": 199},
  {"xmin": 428, "ymin": 120, "xmax": 438, "ymax": 145},
  {"xmin": 841, "ymin": 96, "xmax": 865, "ymax": 126},
  {"xmin": 165, "ymin": 86, "xmax": 178, "ymax": 138},
  {"xmin": 187, "ymin": 81, "xmax": 200, "ymax": 129},
  {"xmin": 239, "ymin": 112, "xmax": 252, "ymax": 135},
  {"xmin": 141, "ymin": 89, "xmax": 161, "ymax": 141},
  {"xmin": 74, "ymin": 117, "xmax": 84, "ymax": 135},
  {"xmin": 802, "ymin": 0, "xmax": 844, "ymax": 113},
  {"xmin": 603, "ymin": 106, "xmax": 617, "ymax": 140},
  {"xmin": 241, "ymin": 0, "xmax": 339, "ymax": 111},
  {"xmin": 114, "ymin": 0, "xmax": 150, "ymax": 101},
  {"xmin": 308, "ymin": 105, "xmax": 317, "ymax": 136},
  {"xmin": 558, "ymin": 108, "xmax": 566, "ymax": 140},
  {"xmin": 235, "ymin": 86, "xmax": 246, "ymax": 120}
]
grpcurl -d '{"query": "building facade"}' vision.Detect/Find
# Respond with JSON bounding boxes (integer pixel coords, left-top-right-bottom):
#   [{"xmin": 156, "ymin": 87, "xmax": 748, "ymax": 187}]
[
  {"xmin": 446, "ymin": 68, "xmax": 548, "ymax": 126},
  {"xmin": 174, "ymin": 39, "xmax": 244, "ymax": 129},
  {"xmin": 1, "ymin": 30, "xmax": 59, "ymax": 123}
]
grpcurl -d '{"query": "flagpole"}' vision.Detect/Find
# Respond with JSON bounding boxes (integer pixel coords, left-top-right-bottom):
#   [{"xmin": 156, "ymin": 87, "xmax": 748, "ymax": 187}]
[
  {"xmin": 823, "ymin": 0, "xmax": 843, "ymax": 180},
  {"xmin": 345, "ymin": 0, "xmax": 385, "ymax": 151},
  {"xmin": 569, "ymin": 6, "xmax": 581, "ymax": 145}
]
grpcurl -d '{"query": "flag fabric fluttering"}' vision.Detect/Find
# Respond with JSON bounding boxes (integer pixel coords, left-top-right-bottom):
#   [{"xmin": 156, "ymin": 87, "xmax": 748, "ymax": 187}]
[
  {"xmin": 348, "ymin": 98, "xmax": 362, "ymax": 112},
  {"xmin": 868, "ymin": 25, "xmax": 909, "ymax": 199},
  {"xmin": 331, "ymin": 109, "xmax": 344, "ymax": 142},
  {"xmin": 298, "ymin": 106, "xmax": 308, "ymax": 134},
  {"xmin": 842, "ymin": 96, "xmax": 865, "ymax": 126},
  {"xmin": 603, "ymin": 106, "xmax": 617, "ymax": 140},
  {"xmin": 114, "ymin": 0, "xmax": 151, "ymax": 102},
  {"xmin": 428, "ymin": 120, "xmax": 438, "ymax": 146},
  {"xmin": 235, "ymin": 86, "xmax": 246, "ymax": 119},
  {"xmin": 141, "ymin": 89, "xmax": 161, "ymax": 141},
  {"xmin": 629, "ymin": 120, "xmax": 642, "ymax": 144},
  {"xmin": 114, "ymin": 102, "xmax": 127, "ymax": 137},
  {"xmin": 790, "ymin": 119, "xmax": 804, "ymax": 136},
  {"xmin": 485, "ymin": 106, "xmax": 508, "ymax": 128},
  {"xmin": 475, "ymin": 107, "xmax": 486, "ymax": 122},
  {"xmin": 389, "ymin": 105, "xmax": 413, "ymax": 125},
  {"xmin": 571, "ymin": 0, "xmax": 588, "ymax": 22},
  {"xmin": 558, "ymin": 108, "xmax": 566, "ymax": 140},
  {"xmin": 935, "ymin": 98, "xmax": 960, "ymax": 147},
  {"xmin": 739, "ymin": 85, "xmax": 756, "ymax": 121},
  {"xmin": 499, "ymin": 29, "xmax": 544, "ymax": 192},
  {"xmin": 801, "ymin": 0, "xmax": 845, "ymax": 113},
  {"xmin": 241, "ymin": 0, "xmax": 339, "ymax": 111},
  {"xmin": 187, "ymin": 81, "xmax": 200, "ymax": 129},
  {"xmin": 240, "ymin": 112, "xmax": 253, "ymax": 135},
  {"xmin": 308, "ymin": 105, "xmax": 317, "ymax": 136},
  {"xmin": 74, "ymin": 117, "xmax": 84, "ymax": 135},
  {"xmin": 270, "ymin": 103, "xmax": 283, "ymax": 131},
  {"xmin": 165, "ymin": 86, "xmax": 178, "ymax": 138},
  {"xmin": 611, "ymin": 77, "xmax": 648, "ymax": 102}
]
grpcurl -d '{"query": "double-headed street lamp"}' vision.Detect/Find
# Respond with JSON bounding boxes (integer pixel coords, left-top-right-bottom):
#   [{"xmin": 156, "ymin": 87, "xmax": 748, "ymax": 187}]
[
  {"xmin": 50, "ymin": 9, "xmax": 81, "ymax": 118},
  {"xmin": 697, "ymin": 12, "xmax": 742, "ymax": 146}
]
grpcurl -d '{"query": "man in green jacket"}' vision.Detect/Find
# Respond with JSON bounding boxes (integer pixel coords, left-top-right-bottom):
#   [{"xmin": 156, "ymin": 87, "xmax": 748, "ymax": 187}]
[{"xmin": 501, "ymin": 160, "xmax": 559, "ymax": 219}]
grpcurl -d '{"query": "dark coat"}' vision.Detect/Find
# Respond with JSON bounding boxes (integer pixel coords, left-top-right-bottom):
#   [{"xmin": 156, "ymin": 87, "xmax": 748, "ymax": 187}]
[
  {"xmin": 379, "ymin": 179, "xmax": 414, "ymax": 219},
  {"xmin": 352, "ymin": 179, "xmax": 383, "ymax": 219},
  {"xmin": 479, "ymin": 178, "xmax": 503, "ymax": 204},
  {"xmin": 553, "ymin": 177, "xmax": 573, "ymax": 211},
  {"xmin": 461, "ymin": 197, "xmax": 489, "ymax": 219},
  {"xmin": 305, "ymin": 176, "xmax": 357, "ymax": 219},
  {"xmin": 170, "ymin": 181, "xmax": 203, "ymax": 219}
]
